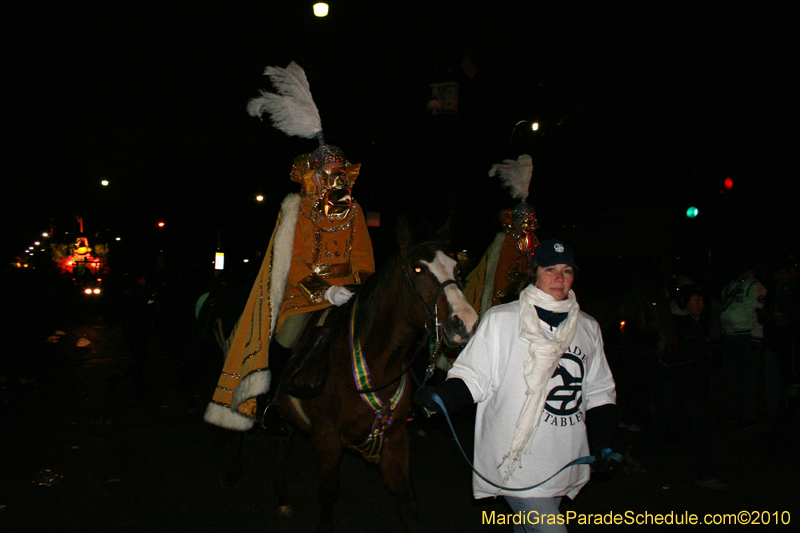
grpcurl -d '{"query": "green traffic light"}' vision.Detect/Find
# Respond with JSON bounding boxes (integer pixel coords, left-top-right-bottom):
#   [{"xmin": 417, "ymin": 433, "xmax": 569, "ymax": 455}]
[{"xmin": 686, "ymin": 206, "xmax": 699, "ymax": 218}]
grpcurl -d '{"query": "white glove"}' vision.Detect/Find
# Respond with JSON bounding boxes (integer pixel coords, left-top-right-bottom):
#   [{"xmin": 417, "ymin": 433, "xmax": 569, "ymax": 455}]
[{"xmin": 325, "ymin": 285, "xmax": 354, "ymax": 306}]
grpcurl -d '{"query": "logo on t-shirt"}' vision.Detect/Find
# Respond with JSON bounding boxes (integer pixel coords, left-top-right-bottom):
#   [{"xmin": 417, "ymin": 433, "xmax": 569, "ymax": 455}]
[{"xmin": 542, "ymin": 351, "xmax": 585, "ymax": 427}]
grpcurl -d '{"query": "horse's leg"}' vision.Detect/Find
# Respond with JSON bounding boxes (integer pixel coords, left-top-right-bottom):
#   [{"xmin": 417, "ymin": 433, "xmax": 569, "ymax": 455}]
[
  {"xmin": 313, "ymin": 429, "xmax": 343, "ymax": 533},
  {"xmin": 220, "ymin": 429, "xmax": 244, "ymax": 489},
  {"xmin": 379, "ymin": 423, "xmax": 419, "ymax": 533},
  {"xmin": 274, "ymin": 426, "xmax": 295, "ymax": 516}
]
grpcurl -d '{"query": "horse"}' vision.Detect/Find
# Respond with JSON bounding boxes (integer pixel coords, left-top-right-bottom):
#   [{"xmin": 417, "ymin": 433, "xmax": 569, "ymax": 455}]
[{"xmin": 223, "ymin": 219, "xmax": 479, "ymax": 533}]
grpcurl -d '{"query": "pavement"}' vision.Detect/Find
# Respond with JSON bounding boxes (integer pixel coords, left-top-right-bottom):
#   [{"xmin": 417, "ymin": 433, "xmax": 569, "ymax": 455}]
[{"xmin": 1, "ymin": 297, "xmax": 799, "ymax": 532}]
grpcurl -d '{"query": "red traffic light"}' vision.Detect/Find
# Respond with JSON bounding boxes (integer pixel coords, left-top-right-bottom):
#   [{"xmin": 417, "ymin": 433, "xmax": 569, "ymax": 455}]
[{"xmin": 724, "ymin": 177, "xmax": 733, "ymax": 190}]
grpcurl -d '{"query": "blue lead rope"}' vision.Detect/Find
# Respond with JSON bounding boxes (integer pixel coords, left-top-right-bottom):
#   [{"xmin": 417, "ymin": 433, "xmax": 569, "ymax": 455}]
[{"xmin": 430, "ymin": 392, "xmax": 622, "ymax": 492}]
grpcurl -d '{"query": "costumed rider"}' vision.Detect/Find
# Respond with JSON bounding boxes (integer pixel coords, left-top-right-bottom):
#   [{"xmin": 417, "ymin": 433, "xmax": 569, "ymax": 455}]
[
  {"xmin": 463, "ymin": 155, "xmax": 540, "ymax": 317},
  {"xmin": 204, "ymin": 61, "xmax": 375, "ymax": 432},
  {"xmin": 414, "ymin": 239, "xmax": 620, "ymax": 529}
]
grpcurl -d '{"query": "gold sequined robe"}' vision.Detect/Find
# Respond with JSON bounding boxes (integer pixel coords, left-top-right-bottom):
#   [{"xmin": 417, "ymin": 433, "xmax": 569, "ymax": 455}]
[
  {"xmin": 204, "ymin": 194, "xmax": 374, "ymax": 430},
  {"xmin": 464, "ymin": 232, "xmax": 531, "ymax": 317}
]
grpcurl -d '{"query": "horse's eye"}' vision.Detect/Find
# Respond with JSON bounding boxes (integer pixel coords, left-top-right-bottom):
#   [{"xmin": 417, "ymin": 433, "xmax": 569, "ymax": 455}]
[{"xmin": 414, "ymin": 267, "xmax": 423, "ymax": 274}]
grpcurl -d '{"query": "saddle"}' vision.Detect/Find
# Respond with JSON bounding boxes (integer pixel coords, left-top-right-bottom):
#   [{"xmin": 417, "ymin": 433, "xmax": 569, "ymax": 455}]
[{"xmin": 280, "ymin": 308, "xmax": 335, "ymax": 398}]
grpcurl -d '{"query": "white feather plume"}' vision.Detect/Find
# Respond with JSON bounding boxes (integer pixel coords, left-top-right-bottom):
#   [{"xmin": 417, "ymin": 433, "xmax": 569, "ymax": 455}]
[
  {"xmin": 488, "ymin": 154, "xmax": 533, "ymax": 201},
  {"xmin": 246, "ymin": 61, "xmax": 322, "ymax": 139}
]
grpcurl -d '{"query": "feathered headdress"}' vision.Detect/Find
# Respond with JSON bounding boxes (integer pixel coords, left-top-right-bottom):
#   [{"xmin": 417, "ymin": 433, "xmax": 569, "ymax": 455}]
[
  {"xmin": 488, "ymin": 154, "xmax": 533, "ymax": 202},
  {"xmin": 490, "ymin": 154, "xmax": 538, "ymax": 236},
  {"xmin": 247, "ymin": 61, "xmax": 344, "ymax": 170}
]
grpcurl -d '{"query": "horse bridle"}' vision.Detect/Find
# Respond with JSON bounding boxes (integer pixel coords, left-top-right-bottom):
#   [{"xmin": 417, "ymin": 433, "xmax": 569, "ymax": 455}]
[{"xmin": 400, "ymin": 256, "xmax": 461, "ymax": 334}]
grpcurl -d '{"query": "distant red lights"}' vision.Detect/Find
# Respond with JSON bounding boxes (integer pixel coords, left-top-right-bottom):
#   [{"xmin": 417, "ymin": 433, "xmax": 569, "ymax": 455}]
[{"xmin": 724, "ymin": 177, "xmax": 733, "ymax": 190}]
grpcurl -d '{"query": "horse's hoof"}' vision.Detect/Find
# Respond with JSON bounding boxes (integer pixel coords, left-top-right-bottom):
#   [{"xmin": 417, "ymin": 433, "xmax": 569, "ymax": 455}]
[{"xmin": 276, "ymin": 504, "xmax": 294, "ymax": 517}]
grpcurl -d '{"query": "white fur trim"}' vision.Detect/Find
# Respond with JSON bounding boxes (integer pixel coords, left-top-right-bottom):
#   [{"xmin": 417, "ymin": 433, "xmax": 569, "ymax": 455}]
[
  {"xmin": 270, "ymin": 194, "xmax": 300, "ymax": 334},
  {"xmin": 203, "ymin": 402, "xmax": 255, "ymax": 431},
  {"xmin": 232, "ymin": 369, "xmax": 271, "ymax": 409}
]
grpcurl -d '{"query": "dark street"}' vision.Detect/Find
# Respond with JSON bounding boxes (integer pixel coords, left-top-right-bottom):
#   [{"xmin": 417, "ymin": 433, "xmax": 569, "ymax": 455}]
[{"xmin": 1, "ymin": 291, "xmax": 798, "ymax": 533}]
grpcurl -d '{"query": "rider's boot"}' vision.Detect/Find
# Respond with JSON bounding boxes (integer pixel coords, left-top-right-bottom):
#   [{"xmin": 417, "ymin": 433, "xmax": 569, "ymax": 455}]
[{"xmin": 258, "ymin": 340, "xmax": 292, "ymax": 435}]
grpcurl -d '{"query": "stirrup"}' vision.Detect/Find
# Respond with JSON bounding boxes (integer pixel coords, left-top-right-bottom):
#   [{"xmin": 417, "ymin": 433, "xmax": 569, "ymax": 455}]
[{"xmin": 260, "ymin": 401, "xmax": 288, "ymax": 435}]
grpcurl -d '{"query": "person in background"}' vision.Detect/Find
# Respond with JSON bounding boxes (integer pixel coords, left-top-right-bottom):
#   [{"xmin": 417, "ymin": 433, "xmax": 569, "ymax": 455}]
[
  {"xmin": 762, "ymin": 256, "xmax": 799, "ymax": 443},
  {"xmin": 719, "ymin": 267, "xmax": 767, "ymax": 426},
  {"xmin": 627, "ymin": 284, "xmax": 729, "ymax": 491}
]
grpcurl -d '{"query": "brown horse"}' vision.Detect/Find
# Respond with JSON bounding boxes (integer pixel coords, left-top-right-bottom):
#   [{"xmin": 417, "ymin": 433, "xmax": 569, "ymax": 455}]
[{"xmin": 228, "ymin": 221, "xmax": 478, "ymax": 532}]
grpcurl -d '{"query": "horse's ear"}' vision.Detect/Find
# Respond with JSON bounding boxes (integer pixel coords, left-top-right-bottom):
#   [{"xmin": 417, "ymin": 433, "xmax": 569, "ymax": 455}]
[
  {"xmin": 434, "ymin": 217, "xmax": 452, "ymax": 246},
  {"xmin": 395, "ymin": 215, "xmax": 414, "ymax": 251}
]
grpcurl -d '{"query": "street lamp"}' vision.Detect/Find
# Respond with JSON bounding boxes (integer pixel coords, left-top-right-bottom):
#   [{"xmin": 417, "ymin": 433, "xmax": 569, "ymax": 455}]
[
  {"xmin": 510, "ymin": 120, "xmax": 541, "ymax": 147},
  {"xmin": 313, "ymin": 3, "xmax": 329, "ymax": 17}
]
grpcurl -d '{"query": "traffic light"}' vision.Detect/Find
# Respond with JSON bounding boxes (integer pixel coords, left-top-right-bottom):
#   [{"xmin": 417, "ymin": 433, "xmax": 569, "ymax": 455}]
[
  {"xmin": 686, "ymin": 206, "xmax": 699, "ymax": 218},
  {"xmin": 724, "ymin": 177, "xmax": 733, "ymax": 190}
]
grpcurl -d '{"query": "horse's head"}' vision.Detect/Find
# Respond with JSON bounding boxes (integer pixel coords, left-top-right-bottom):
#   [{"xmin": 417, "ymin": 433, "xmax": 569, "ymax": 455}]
[{"xmin": 397, "ymin": 221, "xmax": 478, "ymax": 347}]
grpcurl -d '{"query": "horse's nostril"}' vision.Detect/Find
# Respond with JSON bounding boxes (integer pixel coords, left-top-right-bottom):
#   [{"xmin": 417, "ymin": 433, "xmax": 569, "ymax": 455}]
[{"xmin": 448, "ymin": 314, "xmax": 465, "ymax": 331}]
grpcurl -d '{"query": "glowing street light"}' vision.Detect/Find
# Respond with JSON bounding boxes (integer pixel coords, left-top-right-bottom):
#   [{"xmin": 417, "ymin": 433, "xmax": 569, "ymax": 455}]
[
  {"xmin": 101, "ymin": 180, "xmax": 109, "ymax": 186},
  {"xmin": 256, "ymin": 195, "xmax": 264, "ymax": 202},
  {"xmin": 313, "ymin": 3, "xmax": 329, "ymax": 17},
  {"xmin": 510, "ymin": 119, "xmax": 542, "ymax": 147}
]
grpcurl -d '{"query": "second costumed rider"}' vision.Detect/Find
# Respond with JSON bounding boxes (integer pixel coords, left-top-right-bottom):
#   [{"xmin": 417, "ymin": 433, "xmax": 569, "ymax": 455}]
[
  {"xmin": 464, "ymin": 154, "xmax": 540, "ymax": 316},
  {"xmin": 204, "ymin": 62, "xmax": 375, "ymax": 432}
]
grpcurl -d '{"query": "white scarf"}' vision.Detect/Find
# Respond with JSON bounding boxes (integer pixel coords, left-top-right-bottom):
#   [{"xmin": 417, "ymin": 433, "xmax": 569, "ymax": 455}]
[{"xmin": 500, "ymin": 284, "xmax": 580, "ymax": 485}]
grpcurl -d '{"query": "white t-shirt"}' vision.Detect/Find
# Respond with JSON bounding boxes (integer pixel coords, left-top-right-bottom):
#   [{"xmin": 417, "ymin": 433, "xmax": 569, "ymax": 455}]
[
  {"xmin": 448, "ymin": 300, "xmax": 616, "ymax": 500},
  {"xmin": 721, "ymin": 277, "xmax": 767, "ymax": 338}
]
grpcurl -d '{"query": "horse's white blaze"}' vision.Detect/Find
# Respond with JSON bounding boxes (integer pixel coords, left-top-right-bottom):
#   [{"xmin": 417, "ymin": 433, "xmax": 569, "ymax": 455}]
[{"xmin": 421, "ymin": 251, "xmax": 479, "ymax": 342}]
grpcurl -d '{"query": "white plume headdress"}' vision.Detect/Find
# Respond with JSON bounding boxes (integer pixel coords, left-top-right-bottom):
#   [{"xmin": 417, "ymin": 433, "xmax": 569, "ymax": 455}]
[
  {"xmin": 488, "ymin": 154, "xmax": 533, "ymax": 202},
  {"xmin": 247, "ymin": 61, "xmax": 344, "ymax": 169}
]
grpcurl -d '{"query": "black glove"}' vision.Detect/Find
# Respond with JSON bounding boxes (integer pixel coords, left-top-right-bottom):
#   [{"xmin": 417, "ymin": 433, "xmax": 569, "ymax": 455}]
[
  {"xmin": 591, "ymin": 448, "xmax": 623, "ymax": 474},
  {"xmin": 412, "ymin": 378, "xmax": 474, "ymax": 419},
  {"xmin": 412, "ymin": 385, "xmax": 442, "ymax": 418}
]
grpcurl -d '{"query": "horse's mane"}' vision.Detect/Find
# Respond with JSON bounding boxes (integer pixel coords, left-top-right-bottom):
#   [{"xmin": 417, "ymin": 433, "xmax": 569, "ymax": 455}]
[{"xmin": 343, "ymin": 252, "xmax": 400, "ymax": 344}]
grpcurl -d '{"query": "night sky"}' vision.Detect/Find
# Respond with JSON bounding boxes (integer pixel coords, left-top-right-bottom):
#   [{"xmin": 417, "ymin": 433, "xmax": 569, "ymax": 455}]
[{"xmin": 5, "ymin": 2, "xmax": 798, "ymax": 282}]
